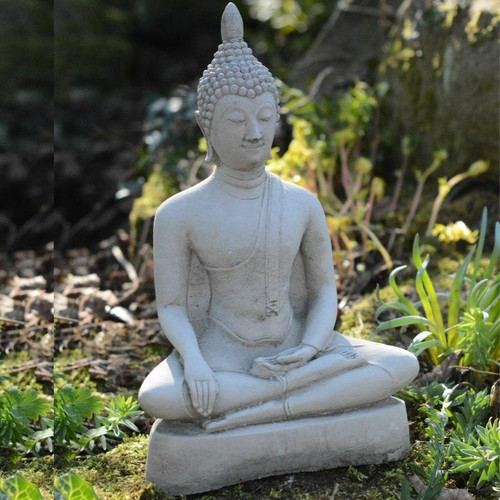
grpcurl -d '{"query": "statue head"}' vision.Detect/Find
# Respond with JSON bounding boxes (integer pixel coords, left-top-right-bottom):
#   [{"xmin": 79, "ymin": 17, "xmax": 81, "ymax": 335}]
[{"xmin": 196, "ymin": 3, "xmax": 279, "ymax": 170}]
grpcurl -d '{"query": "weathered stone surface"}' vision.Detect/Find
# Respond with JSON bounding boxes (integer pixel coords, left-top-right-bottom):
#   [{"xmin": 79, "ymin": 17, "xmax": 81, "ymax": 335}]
[
  {"xmin": 382, "ymin": 0, "xmax": 499, "ymax": 180},
  {"xmin": 289, "ymin": 0, "xmax": 499, "ymax": 181},
  {"xmin": 146, "ymin": 397, "xmax": 411, "ymax": 496},
  {"xmin": 290, "ymin": 0, "xmax": 402, "ymax": 93}
]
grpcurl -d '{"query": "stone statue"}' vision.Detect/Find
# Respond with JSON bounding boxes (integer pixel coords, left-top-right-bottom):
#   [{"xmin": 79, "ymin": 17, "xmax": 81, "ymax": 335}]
[{"xmin": 139, "ymin": 3, "xmax": 419, "ymax": 494}]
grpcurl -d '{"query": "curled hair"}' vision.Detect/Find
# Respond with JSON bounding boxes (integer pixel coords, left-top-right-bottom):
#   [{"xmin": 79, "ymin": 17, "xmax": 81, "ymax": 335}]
[{"xmin": 196, "ymin": 3, "xmax": 279, "ymax": 135}]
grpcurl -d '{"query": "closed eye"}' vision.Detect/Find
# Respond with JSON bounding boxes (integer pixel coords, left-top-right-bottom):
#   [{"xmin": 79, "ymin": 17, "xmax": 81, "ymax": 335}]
[{"xmin": 226, "ymin": 112, "xmax": 245, "ymax": 124}]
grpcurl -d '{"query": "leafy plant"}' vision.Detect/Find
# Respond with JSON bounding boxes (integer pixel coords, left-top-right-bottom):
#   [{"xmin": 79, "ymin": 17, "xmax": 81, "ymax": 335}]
[
  {"xmin": 377, "ymin": 207, "xmax": 499, "ymax": 371},
  {"xmin": 0, "ymin": 387, "xmax": 53, "ymax": 462},
  {"xmin": 55, "ymin": 472, "xmax": 100, "ymax": 500},
  {"xmin": 449, "ymin": 418, "xmax": 500, "ymax": 488},
  {"xmin": 268, "ymin": 81, "xmax": 397, "ymax": 282},
  {"xmin": 54, "ymin": 384, "xmax": 143, "ymax": 459},
  {"xmin": 401, "ymin": 384, "xmax": 498, "ymax": 499},
  {"xmin": 0, "ymin": 474, "xmax": 44, "ymax": 500}
]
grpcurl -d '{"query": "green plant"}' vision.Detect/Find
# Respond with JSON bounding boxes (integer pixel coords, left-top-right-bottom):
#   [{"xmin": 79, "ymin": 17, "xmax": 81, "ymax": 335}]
[
  {"xmin": 55, "ymin": 472, "xmax": 100, "ymax": 500},
  {"xmin": 402, "ymin": 149, "xmax": 448, "ymax": 234},
  {"xmin": 268, "ymin": 81, "xmax": 396, "ymax": 281},
  {"xmin": 449, "ymin": 418, "xmax": 500, "ymax": 488},
  {"xmin": 425, "ymin": 160, "xmax": 490, "ymax": 236},
  {"xmin": 377, "ymin": 207, "xmax": 499, "ymax": 371},
  {"xmin": 0, "ymin": 474, "xmax": 44, "ymax": 500},
  {"xmin": 401, "ymin": 384, "xmax": 498, "ymax": 499},
  {"xmin": 54, "ymin": 385, "xmax": 143, "ymax": 460},
  {"xmin": 0, "ymin": 387, "xmax": 53, "ymax": 462}
]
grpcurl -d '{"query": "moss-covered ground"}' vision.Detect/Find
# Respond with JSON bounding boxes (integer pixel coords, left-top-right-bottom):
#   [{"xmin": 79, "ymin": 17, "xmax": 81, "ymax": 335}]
[{"xmin": 63, "ymin": 435, "xmax": 413, "ymax": 500}]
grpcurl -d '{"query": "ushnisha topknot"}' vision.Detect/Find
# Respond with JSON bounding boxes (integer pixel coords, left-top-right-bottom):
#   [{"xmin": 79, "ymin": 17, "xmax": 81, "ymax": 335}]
[{"xmin": 196, "ymin": 2, "xmax": 279, "ymax": 135}]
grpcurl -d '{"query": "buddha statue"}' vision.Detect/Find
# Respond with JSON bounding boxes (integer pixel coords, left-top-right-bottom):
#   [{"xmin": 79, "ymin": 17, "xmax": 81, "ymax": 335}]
[{"xmin": 139, "ymin": 3, "xmax": 419, "ymax": 494}]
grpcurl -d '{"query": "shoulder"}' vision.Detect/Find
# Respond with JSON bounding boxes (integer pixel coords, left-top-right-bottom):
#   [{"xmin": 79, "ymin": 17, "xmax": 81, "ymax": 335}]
[
  {"xmin": 272, "ymin": 174, "xmax": 324, "ymax": 217},
  {"xmin": 155, "ymin": 176, "xmax": 212, "ymax": 225}
]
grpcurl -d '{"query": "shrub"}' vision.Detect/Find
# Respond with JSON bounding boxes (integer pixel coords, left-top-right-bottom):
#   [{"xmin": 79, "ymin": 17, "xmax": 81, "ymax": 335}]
[
  {"xmin": 401, "ymin": 383, "xmax": 499, "ymax": 498},
  {"xmin": 0, "ymin": 387, "xmax": 53, "ymax": 462},
  {"xmin": 54, "ymin": 384, "xmax": 142, "ymax": 460},
  {"xmin": 377, "ymin": 207, "xmax": 499, "ymax": 373}
]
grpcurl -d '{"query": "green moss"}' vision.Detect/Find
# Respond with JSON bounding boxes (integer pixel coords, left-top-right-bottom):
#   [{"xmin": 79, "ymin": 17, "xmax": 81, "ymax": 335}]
[
  {"xmin": 63, "ymin": 436, "xmax": 152, "ymax": 500},
  {"xmin": 337, "ymin": 283, "xmax": 413, "ymax": 342},
  {"xmin": 337, "ymin": 293, "xmax": 379, "ymax": 339},
  {"xmin": 0, "ymin": 352, "xmax": 47, "ymax": 392}
]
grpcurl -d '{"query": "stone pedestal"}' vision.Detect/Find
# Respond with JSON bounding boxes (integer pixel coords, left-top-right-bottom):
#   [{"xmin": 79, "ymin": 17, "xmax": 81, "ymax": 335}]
[{"xmin": 146, "ymin": 397, "xmax": 411, "ymax": 495}]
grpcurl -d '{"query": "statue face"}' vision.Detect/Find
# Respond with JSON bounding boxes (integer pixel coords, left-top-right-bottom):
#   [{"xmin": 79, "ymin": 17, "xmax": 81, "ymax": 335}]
[{"xmin": 209, "ymin": 92, "xmax": 277, "ymax": 171}]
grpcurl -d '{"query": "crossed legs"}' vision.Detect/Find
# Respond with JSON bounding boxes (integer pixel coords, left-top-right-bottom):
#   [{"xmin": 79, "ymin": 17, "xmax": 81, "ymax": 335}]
[{"xmin": 138, "ymin": 336, "xmax": 419, "ymax": 430}]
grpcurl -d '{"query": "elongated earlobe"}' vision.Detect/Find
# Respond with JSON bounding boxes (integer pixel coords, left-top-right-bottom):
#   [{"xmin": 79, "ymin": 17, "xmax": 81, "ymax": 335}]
[
  {"xmin": 195, "ymin": 111, "xmax": 214, "ymax": 162},
  {"xmin": 205, "ymin": 142, "xmax": 215, "ymax": 163}
]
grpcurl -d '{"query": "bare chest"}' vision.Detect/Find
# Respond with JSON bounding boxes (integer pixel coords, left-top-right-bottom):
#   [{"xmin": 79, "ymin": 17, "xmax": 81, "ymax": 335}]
[{"xmin": 189, "ymin": 195, "xmax": 305, "ymax": 268}]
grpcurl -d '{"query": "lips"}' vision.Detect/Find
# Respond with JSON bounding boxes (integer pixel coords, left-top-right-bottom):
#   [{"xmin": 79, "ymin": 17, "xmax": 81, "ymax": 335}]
[{"xmin": 242, "ymin": 142, "xmax": 264, "ymax": 150}]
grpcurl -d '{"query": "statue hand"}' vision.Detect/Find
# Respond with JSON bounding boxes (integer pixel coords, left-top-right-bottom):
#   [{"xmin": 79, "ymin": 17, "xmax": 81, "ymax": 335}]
[
  {"xmin": 276, "ymin": 344, "xmax": 318, "ymax": 365},
  {"xmin": 251, "ymin": 345, "xmax": 319, "ymax": 378},
  {"xmin": 275, "ymin": 344, "xmax": 318, "ymax": 369},
  {"xmin": 184, "ymin": 355, "xmax": 219, "ymax": 418}
]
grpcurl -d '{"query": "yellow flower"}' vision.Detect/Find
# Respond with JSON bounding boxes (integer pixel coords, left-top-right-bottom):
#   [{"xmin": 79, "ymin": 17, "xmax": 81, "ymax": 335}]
[{"xmin": 432, "ymin": 221, "xmax": 479, "ymax": 244}]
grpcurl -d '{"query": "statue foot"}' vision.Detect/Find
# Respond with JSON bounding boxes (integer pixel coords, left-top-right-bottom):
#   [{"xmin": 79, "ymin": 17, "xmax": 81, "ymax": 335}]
[{"xmin": 202, "ymin": 399, "xmax": 284, "ymax": 433}]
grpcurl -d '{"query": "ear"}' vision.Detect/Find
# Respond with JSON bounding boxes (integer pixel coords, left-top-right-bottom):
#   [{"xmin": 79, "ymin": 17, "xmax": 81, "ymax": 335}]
[{"xmin": 195, "ymin": 110, "xmax": 215, "ymax": 163}]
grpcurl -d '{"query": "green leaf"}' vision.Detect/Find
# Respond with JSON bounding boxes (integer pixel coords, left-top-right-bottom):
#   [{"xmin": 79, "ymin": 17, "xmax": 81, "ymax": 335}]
[
  {"xmin": 85, "ymin": 427, "xmax": 108, "ymax": 439},
  {"xmin": 471, "ymin": 207, "xmax": 488, "ymax": 286},
  {"xmin": 484, "ymin": 221, "xmax": 500, "ymax": 279},
  {"xmin": 57, "ymin": 386, "xmax": 104, "ymax": 420},
  {"xmin": 400, "ymin": 477, "xmax": 412, "ymax": 499},
  {"xmin": 121, "ymin": 419, "xmax": 139, "ymax": 432},
  {"xmin": 55, "ymin": 473, "xmax": 100, "ymax": 500},
  {"xmin": 448, "ymin": 245, "xmax": 475, "ymax": 342},
  {"xmin": 375, "ymin": 301, "xmax": 415, "ymax": 321},
  {"xmin": 376, "ymin": 315, "xmax": 438, "ymax": 331},
  {"xmin": 3, "ymin": 387, "xmax": 51, "ymax": 420},
  {"xmin": 2, "ymin": 475, "xmax": 43, "ymax": 500},
  {"xmin": 388, "ymin": 265, "xmax": 410, "ymax": 301},
  {"xmin": 486, "ymin": 459, "xmax": 498, "ymax": 481}
]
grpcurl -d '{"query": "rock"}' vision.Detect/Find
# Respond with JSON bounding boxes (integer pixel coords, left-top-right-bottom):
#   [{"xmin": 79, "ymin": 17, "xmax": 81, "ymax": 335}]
[
  {"xmin": 290, "ymin": 0, "xmax": 402, "ymax": 93},
  {"xmin": 381, "ymin": 0, "xmax": 499, "ymax": 180}
]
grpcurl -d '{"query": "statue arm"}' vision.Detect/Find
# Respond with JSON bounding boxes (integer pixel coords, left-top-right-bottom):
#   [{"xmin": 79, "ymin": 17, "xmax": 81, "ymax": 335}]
[
  {"xmin": 154, "ymin": 202, "xmax": 218, "ymax": 417},
  {"xmin": 272, "ymin": 195, "xmax": 337, "ymax": 369},
  {"xmin": 299, "ymin": 195, "xmax": 338, "ymax": 352},
  {"xmin": 154, "ymin": 203, "xmax": 199, "ymax": 360}
]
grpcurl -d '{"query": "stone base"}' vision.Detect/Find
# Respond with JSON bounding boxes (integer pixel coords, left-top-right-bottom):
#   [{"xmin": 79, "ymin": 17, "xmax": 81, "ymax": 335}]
[{"xmin": 146, "ymin": 397, "xmax": 410, "ymax": 496}]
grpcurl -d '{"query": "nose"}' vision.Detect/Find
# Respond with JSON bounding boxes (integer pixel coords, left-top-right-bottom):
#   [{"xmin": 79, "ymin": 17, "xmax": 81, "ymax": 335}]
[{"xmin": 245, "ymin": 118, "xmax": 262, "ymax": 141}]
